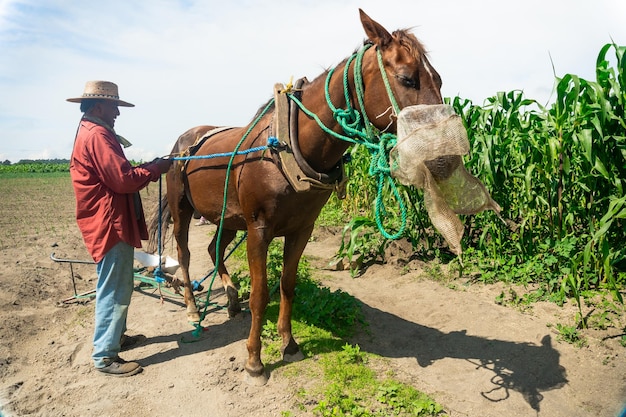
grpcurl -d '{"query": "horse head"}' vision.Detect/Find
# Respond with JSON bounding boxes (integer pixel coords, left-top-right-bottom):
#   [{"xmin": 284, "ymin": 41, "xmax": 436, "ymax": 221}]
[
  {"xmin": 358, "ymin": 8, "xmax": 443, "ymax": 132},
  {"xmin": 295, "ymin": 9, "xmax": 443, "ymax": 174}
]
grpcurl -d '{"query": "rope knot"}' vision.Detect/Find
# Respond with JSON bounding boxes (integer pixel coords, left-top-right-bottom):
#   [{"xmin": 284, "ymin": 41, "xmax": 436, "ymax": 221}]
[
  {"xmin": 267, "ymin": 136, "xmax": 280, "ymax": 148},
  {"xmin": 153, "ymin": 266, "xmax": 166, "ymax": 284}
]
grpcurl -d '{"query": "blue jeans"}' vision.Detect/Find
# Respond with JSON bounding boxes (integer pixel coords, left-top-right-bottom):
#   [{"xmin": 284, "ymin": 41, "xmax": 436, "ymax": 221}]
[{"xmin": 92, "ymin": 241, "xmax": 134, "ymax": 368}]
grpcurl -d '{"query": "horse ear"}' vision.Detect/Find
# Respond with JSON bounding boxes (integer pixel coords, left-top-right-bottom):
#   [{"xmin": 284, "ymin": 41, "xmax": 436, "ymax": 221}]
[{"xmin": 359, "ymin": 9, "xmax": 393, "ymax": 48}]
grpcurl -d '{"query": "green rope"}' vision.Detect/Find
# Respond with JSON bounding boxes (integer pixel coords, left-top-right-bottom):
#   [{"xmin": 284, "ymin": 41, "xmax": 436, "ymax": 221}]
[
  {"xmin": 324, "ymin": 54, "xmax": 364, "ymax": 141},
  {"xmin": 353, "ymin": 44, "xmax": 374, "ymax": 139},
  {"xmin": 376, "ymin": 48, "xmax": 401, "ymax": 115},
  {"xmin": 289, "ymin": 45, "xmax": 407, "ymax": 239},
  {"xmin": 191, "ymin": 99, "xmax": 276, "ymax": 337}
]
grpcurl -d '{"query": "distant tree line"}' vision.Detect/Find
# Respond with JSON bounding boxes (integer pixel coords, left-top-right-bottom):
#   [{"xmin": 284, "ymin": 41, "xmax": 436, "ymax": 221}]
[
  {"xmin": 2, "ymin": 158, "xmax": 70, "ymax": 165},
  {"xmin": 0, "ymin": 158, "xmax": 143, "ymax": 173}
]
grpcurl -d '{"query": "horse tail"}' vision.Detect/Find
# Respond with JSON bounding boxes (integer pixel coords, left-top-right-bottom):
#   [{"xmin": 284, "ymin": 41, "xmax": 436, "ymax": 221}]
[{"xmin": 146, "ymin": 194, "xmax": 171, "ymax": 254}]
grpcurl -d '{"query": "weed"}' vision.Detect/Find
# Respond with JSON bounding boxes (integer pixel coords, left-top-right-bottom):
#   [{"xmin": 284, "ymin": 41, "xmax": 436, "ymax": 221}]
[
  {"xmin": 554, "ymin": 323, "xmax": 587, "ymax": 347},
  {"xmin": 246, "ymin": 255, "xmax": 444, "ymax": 416},
  {"xmin": 338, "ymin": 343, "xmax": 367, "ymax": 365},
  {"xmin": 376, "ymin": 380, "xmax": 444, "ymax": 416}
]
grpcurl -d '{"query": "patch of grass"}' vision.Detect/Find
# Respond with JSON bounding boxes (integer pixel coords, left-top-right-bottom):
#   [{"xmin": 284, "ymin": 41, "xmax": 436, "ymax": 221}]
[
  {"xmin": 583, "ymin": 294, "xmax": 626, "ymax": 331},
  {"xmin": 307, "ymin": 344, "xmax": 445, "ymax": 417},
  {"xmin": 494, "ymin": 287, "xmax": 552, "ymax": 311},
  {"xmin": 69, "ymin": 305, "xmax": 93, "ymax": 329},
  {"xmin": 552, "ymin": 323, "xmax": 588, "ymax": 348}
]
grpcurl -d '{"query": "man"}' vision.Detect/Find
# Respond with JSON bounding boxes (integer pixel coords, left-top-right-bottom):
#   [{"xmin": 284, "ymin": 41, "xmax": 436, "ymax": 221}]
[{"xmin": 67, "ymin": 80, "xmax": 171, "ymax": 376}]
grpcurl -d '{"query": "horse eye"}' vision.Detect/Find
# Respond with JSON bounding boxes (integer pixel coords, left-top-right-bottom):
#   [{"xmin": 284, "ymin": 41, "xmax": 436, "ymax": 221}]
[{"xmin": 395, "ymin": 74, "xmax": 418, "ymax": 89}]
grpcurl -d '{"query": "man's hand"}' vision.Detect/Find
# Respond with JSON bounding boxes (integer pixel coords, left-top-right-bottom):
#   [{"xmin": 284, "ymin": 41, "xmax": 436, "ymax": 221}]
[{"xmin": 153, "ymin": 157, "xmax": 172, "ymax": 174}]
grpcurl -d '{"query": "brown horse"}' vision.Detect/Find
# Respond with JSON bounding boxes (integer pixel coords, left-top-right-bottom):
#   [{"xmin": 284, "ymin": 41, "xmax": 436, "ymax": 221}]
[{"xmin": 149, "ymin": 9, "xmax": 442, "ymax": 385}]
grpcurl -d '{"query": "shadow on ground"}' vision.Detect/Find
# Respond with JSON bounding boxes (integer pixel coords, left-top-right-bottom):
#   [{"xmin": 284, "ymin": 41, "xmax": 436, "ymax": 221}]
[{"xmin": 352, "ymin": 303, "xmax": 568, "ymax": 413}]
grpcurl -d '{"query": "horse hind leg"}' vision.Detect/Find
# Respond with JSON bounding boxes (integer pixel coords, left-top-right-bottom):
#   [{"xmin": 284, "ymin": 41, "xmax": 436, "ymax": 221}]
[
  {"xmin": 208, "ymin": 228, "xmax": 242, "ymax": 317},
  {"xmin": 170, "ymin": 197, "xmax": 201, "ymax": 322}
]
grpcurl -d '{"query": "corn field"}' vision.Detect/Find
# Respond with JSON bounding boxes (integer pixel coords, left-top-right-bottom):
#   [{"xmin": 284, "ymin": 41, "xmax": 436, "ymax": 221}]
[{"xmin": 330, "ymin": 42, "xmax": 625, "ymax": 317}]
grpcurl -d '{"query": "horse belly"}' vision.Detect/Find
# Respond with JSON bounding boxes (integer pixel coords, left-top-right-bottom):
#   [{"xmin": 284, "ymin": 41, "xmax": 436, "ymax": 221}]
[{"xmin": 252, "ymin": 183, "xmax": 333, "ymax": 236}]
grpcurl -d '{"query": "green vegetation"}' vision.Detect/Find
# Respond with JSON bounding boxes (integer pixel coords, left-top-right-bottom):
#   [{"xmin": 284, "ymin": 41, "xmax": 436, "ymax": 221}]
[
  {"xmin": 551, "ymin": 323, "xmax": 588, "ymax": 348},
  {"xmin": 230, "ymin": 243, "xmax": 445, "ymax": 416},
  {"xmin": 309, "ymin": 344, "xmax": 443, "ymax": 416},
  {"xmin": 320, "ymin": 42, "xmax": 626, "ymax": 334},
  {"xmin": 455, "ymin": 42, "xmax": 626, "ymax": 326},
  {"xmin": 0, "ymin": 159, "xmax": 144, "ymax": 174},
  {"xmin": 0, "ymin": 160, "xmax": 69, "ymax": 174}
]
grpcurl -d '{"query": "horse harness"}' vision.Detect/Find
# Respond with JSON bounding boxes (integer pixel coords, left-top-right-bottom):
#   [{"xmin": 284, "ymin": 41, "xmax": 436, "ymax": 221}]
[
  {"xmin": 272, "ymin": 77, "xmax": 347, "ymax": 198},
  {"xmin": 180, "ymin": 79, "xmax": 347, "ymax": 200}
]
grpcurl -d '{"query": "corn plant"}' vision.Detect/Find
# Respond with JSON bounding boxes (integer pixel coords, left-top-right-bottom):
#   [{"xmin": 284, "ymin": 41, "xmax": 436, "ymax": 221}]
[
  {"xmin": 454, "ymin": 43, "xmax": 626, "ymax": 324},
  {"xmin": 324, "ymin": 42, "xmax": 626, "ymax": 326}
]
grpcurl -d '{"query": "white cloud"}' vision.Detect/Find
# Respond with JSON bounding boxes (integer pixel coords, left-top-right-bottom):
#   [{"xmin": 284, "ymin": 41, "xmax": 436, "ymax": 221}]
[{"xmin": 1, "ymin": 0, "xmax": 625, "ymax": 162}]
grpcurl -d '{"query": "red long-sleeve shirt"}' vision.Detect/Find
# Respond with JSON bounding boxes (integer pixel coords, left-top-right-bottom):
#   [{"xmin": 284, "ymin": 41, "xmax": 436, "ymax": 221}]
[{"xmin": 70, "ymin": 119, "xmax": 162, "ymax": 262}]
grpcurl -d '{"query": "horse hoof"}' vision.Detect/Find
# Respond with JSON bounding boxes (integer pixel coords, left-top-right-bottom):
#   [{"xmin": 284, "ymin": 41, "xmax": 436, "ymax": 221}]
[
  {"xmin": 227, "ymin": 306, "xmax": 242, "ymax": 318},
  {"xmin": 283, "ymin": 350, "xmax": 305, "ymax": 363},
  {"xmin": 244, "ymin": 370, "xmax": 269, "ymax": 386},
  {"xmin": 186, "ymin": 311, "xmax": 201, "ymax": 323},
  {"xmin": 226, "ymin": 287, "xmax": 241, "ymax": 318}
]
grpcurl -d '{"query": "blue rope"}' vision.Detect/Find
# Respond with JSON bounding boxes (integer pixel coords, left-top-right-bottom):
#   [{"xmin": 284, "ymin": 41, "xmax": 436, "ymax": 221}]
[{"xmin": 171, "ymin": 144, "xmax": 272, "ymax": 161}]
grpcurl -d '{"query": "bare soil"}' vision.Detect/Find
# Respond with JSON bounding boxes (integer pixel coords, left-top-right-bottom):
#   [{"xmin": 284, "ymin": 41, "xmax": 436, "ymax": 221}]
[{"xmin": 0, "ymin": 176, "xmax": 625, "ymax": 416}]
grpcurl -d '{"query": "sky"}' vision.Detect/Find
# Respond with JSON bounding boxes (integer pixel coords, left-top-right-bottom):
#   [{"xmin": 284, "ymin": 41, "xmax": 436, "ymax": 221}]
[{"xmin": 1, "ymin": 0, "xmax": 625, "ymax": 163}]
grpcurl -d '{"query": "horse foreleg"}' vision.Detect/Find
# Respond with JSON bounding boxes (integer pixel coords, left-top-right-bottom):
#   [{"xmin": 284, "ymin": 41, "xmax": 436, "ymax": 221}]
[
  {"xmin": 208, "ymin": 228, "xmax": 242, "ymax": 317},
  {"xmin": 278, "ymin": 226, "xmax": 314, "ymax": 363},
  {"xmin": 243, "ymin": 226, "xmax": 270, "ymax": 385}
]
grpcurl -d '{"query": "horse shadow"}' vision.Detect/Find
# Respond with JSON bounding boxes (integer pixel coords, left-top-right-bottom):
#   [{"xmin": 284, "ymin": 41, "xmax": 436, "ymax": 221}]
[{"xmin": 352, "ymin": 303, "xmax": 568, "ymax": 413}]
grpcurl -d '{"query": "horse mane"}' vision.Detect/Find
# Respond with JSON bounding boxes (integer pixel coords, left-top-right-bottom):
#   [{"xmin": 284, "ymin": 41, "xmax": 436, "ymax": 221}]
[
  {"xmin": 392, "ymin": 27, "xmax": 429, "ymax": 60},
  {"xmin": 250, "ymin": 98, "xmax": 275, "ymax": 122},
  {"xmin": 314, "ymin": 27, "xmax": 430, "ymax": 83}
]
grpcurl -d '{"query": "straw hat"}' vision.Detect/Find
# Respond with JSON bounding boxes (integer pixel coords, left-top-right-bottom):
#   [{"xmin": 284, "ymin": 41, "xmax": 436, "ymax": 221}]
[{"xmin": 66, "ymin": 80, "xmax": 134, "ymax": 107}]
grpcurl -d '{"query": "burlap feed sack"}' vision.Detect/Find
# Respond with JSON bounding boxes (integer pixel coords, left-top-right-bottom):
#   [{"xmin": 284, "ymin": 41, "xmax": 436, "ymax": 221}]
[{"xmin": 390, "ymin": 104, "xmax": 501, "ymax": 255}]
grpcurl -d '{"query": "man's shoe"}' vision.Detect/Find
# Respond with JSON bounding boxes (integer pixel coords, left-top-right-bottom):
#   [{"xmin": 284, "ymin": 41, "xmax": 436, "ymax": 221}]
[
  {"xmin": 195, "ymin": 217, "xmax": 209, "ymax": 226},
  {"xmin": 97, "ymin": 358, "xmax": 142, "ymax": 377},
  {"xmin": 120, "ymin": 334, "xmax": 146, "ymax": 351}
]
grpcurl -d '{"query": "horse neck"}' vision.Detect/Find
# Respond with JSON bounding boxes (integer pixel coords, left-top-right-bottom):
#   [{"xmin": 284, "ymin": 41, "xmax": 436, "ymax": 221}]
[{"xmin": 294, "ymin": 63, "xmax": 359, "ymax": 174}]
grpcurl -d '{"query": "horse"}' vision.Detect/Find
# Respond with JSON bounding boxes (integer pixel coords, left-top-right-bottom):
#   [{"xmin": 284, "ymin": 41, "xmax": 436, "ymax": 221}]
[{"xmin": 149, "ymin": 9, "xmax": 443, "ymax": 385}]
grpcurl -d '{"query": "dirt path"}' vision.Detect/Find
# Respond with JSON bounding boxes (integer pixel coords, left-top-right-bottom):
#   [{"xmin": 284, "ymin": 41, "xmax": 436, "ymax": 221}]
[
  {"xmin": 305, "ymin": 233, "xmax": 626, "ymax": 417},
  {"xmin": 0, "ymin": 183, "xmax": 625, "ymax": 416}
]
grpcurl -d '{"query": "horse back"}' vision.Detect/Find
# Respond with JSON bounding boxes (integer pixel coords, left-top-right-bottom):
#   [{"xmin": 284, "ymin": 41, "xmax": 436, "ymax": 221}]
[{"xmin": 170, "ymin": 125, "xmax": 217, "ymax": 156}]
